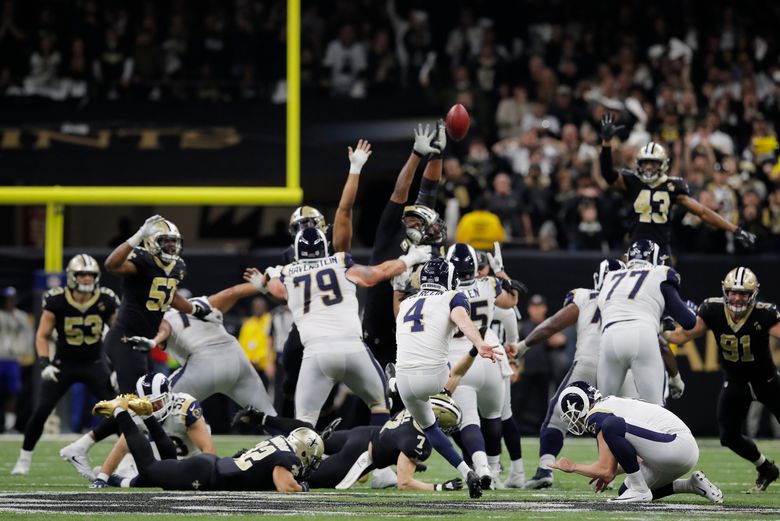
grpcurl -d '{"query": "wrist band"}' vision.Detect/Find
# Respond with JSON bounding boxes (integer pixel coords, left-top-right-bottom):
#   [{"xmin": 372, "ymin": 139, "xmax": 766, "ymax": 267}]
[{"xmin": 469, "ymin": 346, "xmax": 478, "ymax": 357}]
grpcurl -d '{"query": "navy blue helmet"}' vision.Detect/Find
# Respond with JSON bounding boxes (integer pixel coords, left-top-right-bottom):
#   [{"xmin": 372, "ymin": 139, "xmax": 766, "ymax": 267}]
[
  {"xmin": 626, "ymin": 239, "xmax": 661, "ymax": 267},
  {"xmin": 446, "ymin": 243, "xmax": 478, "ymax": 281},
  {"xmin": 593, "ymin": 258, "xmax": 626, "ymax": 290},
  {"xmin": 419, "ymin": 258, "xmax": 458, "ymax": 291},
  {"xmin": 557, "ymin": 381, "xmax": 602, "ymax": 435},
  {"xmin": 294, "ymin": 228, "xmax": 329, "ymax": 261}
]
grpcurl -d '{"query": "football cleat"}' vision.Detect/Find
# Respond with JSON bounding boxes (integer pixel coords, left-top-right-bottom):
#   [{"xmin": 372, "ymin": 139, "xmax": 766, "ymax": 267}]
[
  {"xmin": 502, "ymin": 471, "xmax": 526, "ymax": 489},
  {"xmin": 92, "ymin": 395, "xmax": 131, "ymax": 416},
  {"xmin": 89, "ymin": 478, "xmax": 108, "ymax": 489},
  {"xmin": 10, "ymin": 457, "xmax": 30, "ymax": 476},
  {"xmin": 384, "ymin": 362, "xmax": 397, "ymax": 393},
  {"xmin": 523, "ymin": 467, "xmax": 553, "ymax": 489},
  {"xmin": 752, "ymin": 460, "xmax": 779, "ymax": 492},
  {"xmin": 60, "ymin": 443, "xmax": 95, "ymax": 481},
  {"xmin": 127, "ymin": 396, "xmax": 153, "ymax": 417},
  {"xmin": 610, "ymin": 486, "xmax": 653, "ymax": 502},
  {"xmin": 466, "ymin": 470, "xmax": 482, "ymax": 498},
  {"xmin": 231, "ymin": 406, "xmax": 265, "ymax": 427},
  {"xmin": 320, "ymin": 417, "xmax": 342, "ymax": 441},
  {"xmin": 690, "ymin": 471, "xmax": 723, "ymax": 503}
]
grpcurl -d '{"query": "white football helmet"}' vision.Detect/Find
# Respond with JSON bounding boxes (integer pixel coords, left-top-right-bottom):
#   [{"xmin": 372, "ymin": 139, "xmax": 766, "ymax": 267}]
[
  {"xmin": 143, "ymin": 219, "xmax": 182, "ymax": 263},
  {"xmin": 66, "ymin": 254, "xmax": 100, "ymax": 293},
  {"xmin": 635, "ymin": 141, "xmax": 669, "ymax": 184},
  {"xmin": 722, "ymin": 267, "xmax": 759, "ymax": 317},
  {"xmin": 286, "ymin": 427, "xmax": 324, "ymax": 474}
]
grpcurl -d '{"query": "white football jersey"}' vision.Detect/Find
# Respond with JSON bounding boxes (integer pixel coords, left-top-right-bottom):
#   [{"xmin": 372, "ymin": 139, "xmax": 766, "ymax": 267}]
[
  {"xmin": 281, "ymin": 252, "xmax": 362, "ymax": 349},
  {"xmin": 134, "ymin": 392, "xmax": 207, "ymax": 459},
  {"xmin": 597, "ymin": 265, "xmax": 678, "ymax": 330},
  {"xmin": 567, "ymin": 288, "xmax": 602, "ymax": 364},
  {"xmin": 586, "ymin": 395, "xmax": 691, "ymax": 436},
  {"xmin": 163, "ymin": 309, "xmax": 235, "ymax": 364},
  {"xmin": 396, "ymin": 289, "xmax": 469, "ymax": 369},
  {"xmin": 448, "ymin": 277, "xmax": 502, "ymax": 355}
]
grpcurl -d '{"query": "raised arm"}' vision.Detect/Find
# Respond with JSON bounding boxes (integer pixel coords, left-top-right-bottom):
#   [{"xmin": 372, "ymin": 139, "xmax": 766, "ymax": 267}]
[
  {"xmin": 207, "ymin": 282, "xmax": 261, "ymax": 314},
  {"xmin": 597, "ymin": 114, "xmax": 627, "ymax": 192},
  {"xmin": 333, "ymin": 140, "xmax": 372, "ymax": 252},
  {"xmin": 105, "ymin": 215, "xmax": 164, "ymax": 275},
  {"xmin": 390, "ymin": 124, "xmax": 441, "ymax": 204}
]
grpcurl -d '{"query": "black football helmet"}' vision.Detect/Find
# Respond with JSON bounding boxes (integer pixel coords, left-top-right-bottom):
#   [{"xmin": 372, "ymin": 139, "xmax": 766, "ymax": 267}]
[
  {"xmin": 419, "ymin": 258, "xmax": 458, "ymax": 291},
  {"xmin": 294, "ymin": 228, "xmax": 329, "ymax": 261},
  {"xmin": 626, "ymin": 239, "xmax": 661, "ymax": 267},
  {"xmin": 557, "ymin": 380, "xmax": 602, "ymax": 435},
  {"xmin": 446, "ymin": 243, "xmax": 478, "ymax": 282}
]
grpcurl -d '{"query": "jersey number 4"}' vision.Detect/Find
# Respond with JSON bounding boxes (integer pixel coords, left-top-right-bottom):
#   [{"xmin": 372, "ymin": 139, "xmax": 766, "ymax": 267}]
[
  {"xmin": 634, "ymin": 189, "xmax": 670, "ymax": 224},
  {"xmin": 403, "ymin": 299, "xmax": 426, "ymax": 332},
  {"xmin": 293, "ymin": 268, "xmax": 343, "ymax": 314}
]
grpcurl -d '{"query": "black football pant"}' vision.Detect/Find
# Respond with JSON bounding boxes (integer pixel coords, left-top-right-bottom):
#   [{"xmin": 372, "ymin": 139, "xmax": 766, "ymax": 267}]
[
  {"xmin": 22, "ymin": 358, "xmax": 114, "ymax": 451},
  {"xmin": 308, "ymin": 426, "xmax": 377, "ymax": 488},
  {"xmin": 104, "ymin": 327, "xmax": 150, "ymax": 393},
  {"xmin": 279, "ymin": 325, "xmax": 304, "ymax": 417},
  {"xmin": 717, "ymin": 372, "xmax": 780, "ymax": 463},
  {"xmin": 116, "ymin": 409, "xmax": 219, "ymax": 490}
]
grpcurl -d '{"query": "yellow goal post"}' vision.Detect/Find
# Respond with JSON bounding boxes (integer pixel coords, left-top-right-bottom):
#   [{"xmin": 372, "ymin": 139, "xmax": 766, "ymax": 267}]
[{"xmin": 0, "ymin": 0, "xmax": 303, "ymax": 273}]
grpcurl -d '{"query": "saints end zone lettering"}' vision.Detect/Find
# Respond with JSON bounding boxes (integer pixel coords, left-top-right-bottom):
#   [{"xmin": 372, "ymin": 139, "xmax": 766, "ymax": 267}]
[
  {"xmin": 0, "ymin": 127, "xmax": 241, "ymax": 150},
  {"xmin": 671, "ymin": 331, "xmax": 720, "ymax": 372}
]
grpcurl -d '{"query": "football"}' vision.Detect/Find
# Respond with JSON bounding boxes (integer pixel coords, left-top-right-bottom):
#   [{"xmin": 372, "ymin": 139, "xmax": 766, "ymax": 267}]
[{"xmin": 445, "ymin": 103, "xmax": 470, "ymax": 141}]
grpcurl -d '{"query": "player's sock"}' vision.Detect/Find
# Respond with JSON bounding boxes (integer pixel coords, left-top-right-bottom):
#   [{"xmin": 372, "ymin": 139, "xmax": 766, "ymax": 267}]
[
  {"xmin": 422, "ymin": 423, "xmax": 466, "ymax": 474},
  {"xmin": 74, "ymin": 433, "xmax": 97, "ymax": 451},
  {"xmin": 538, "ymin": 427, "xmax": 564, "ymax": 464},
  {"xmin": 653, "ymin": 483, "xmax": 675, "ymax": 499},
  {"xmin": 502, "ymin": 417, "xmax": 523, "ymax": 460},
  {"xmin": 754, "ymin": 454, "xmax": 767, "ymax": 467},
  {"xmin": 142, "ymin": 416, "xmax": 177, "ymax": 460},
  {"xmin": 459, "ymin": 424, "xmax": 487, "ymax": 463},
  {"xmin": 600, "ymin": 416, "xmax": 640, "ymax": 474},
  {"xmin": 624, "ymin": 470, "xmax": 650, "ymax": 493},
  {"xmin": 481, "ymin": 417, "xmax": 502, "ymax": 457},
  {"xmin": 673, "ymin": 478, "xmax": 694, "ymax": 493},
  {"xmin": 5, "ymin": 412, "xmax": 16, "ymax": 431},
  {"xmin": 370, "ymin": 411, "xmax": 390, "ymax": 426},
  {"xmin": 487, "ymin": 455, "xmax": 501, "ymax": 468},
  {"xmin": 539, "ymin": 454, "xmax": 556, "ymax": 470},
  {"xmin": 510, "ymin": 458, "xmax": 524, "ymax": 474},
  {"xmin": 17, "ymin": 449, "xmax": 32, "ymax": 462},
  {"xmin": 472, "ymin": 451, "xmax": 489, "ymax": 473},
  {"xmin": 450, "ymin": 429, "xmax": 471, "ymax": 465},
  {"xmin": 96, "ymin": 472, "xmax": 110, "ymax": 482}
]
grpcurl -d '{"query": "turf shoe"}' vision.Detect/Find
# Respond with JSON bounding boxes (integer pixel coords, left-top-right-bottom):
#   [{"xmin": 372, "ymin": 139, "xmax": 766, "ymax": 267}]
[
  {"xmin": 690, "ymin": 471, "xmax": 723, "ymax": 503},
  {"xmin": 127, "ymin": 396, "xmax": 153, "ymax": 417},
  {"xmin": 523, "ymin": 467, "xmax": 553, "ymax": 489},
  {"xmin": 466, "ymin": 470, "xmax": 482, "ymax": 498},
  {"xmin": 610, "ymin": 486, "xmax": 653, "ymax": 502},
  {"xmin": 320, "ymin": 417, "xmax": 342, "ymax": 441},
  {"xmin": 92, "ymin": 395, "xmax": 131, "ymax": 416},
  {"xmin": 753, "ymin": 460, "xmax": 779, "ymax": 492},
  {"xmin": 60, "ymin": 442, "xmax": 95, "ymax": 481}
]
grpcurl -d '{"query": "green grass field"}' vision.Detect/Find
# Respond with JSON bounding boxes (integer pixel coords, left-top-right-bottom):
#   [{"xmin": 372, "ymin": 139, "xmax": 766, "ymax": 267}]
[{"xmin": 1, "ymin": 434, "xmax": 778, "ymax": 520}]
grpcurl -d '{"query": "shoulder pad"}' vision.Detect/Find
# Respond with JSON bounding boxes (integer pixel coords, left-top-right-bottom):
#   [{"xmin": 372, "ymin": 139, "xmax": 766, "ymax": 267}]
[
  {"xmin": 563, "ymin": 289, "xmax": 576, "ymax": 307},
  {"xmin": 42, "ymin": 287, "xmax": 64, "ymax": 309}
]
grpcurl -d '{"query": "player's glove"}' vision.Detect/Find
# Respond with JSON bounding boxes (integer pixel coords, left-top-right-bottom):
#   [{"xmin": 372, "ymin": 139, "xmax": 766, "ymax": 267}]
[
  {"xmin": 668, "ymin": 373, "xmax": 685, "ymax": 399},
  {"xmin": 515, "ymin": 340, "xmax": 530, "ymax": 359},
  {"xmin": 434, "ymin": 478, "xmax": 463, "ymax": 491},
  {"xmin": 412, "ymin": 123, "xmax": 441, "ymax": 157},
  {"xmin": 429, "ymin": 118, "xmax": 447, "ymax": 158},
  {"xmin": 734, "ymin": 227, "xmax": 757, "ymax": 248},
  {"xmin": 348, "ymin": 139, "xmax": 372, "ymax": 174},
  {"xmin": 128, "ymin": 336, "xmax": 156, "ymax": 352},
  {"xmin": 244, "ymin": 267, "xmax": 268, "ymax": 293},
  {"xmin": 265, "ymin": 265, "xmax": 283, "ymax": 280},
  {"xmin": 486, "ymin": 241, "xmax": 504, "ymax": 273},
  {"xmin": 232, "ymin": 406, "xmax": 266, "ymax": 427},
  {"xmin": 127, "ymin": 214, "xmax": 164, "ymax": 247},
  {"xmin": 599, "ymin": 113, "xmax": 625, "ymax": 142},
  {"xmin": 189, "ymin": 296, "xmax": 223, "ymax": 324},
  {"xmin": 391, "ymin": 271, "xmax": 411, "ymax": 292},
  {"xmin": 661, "ymin": 316, "xmax": 676, "ymax": 332},
  {"xmin": 399, "ymin": 244, "xmax": 432, "ymax": 269},
  {"xmin": 39, "ymin": 358, "xmax": 60, "ymax": 382},
  {"xmin": 299, "ymin": 481, "xmax": 310, "ymax": 492}
]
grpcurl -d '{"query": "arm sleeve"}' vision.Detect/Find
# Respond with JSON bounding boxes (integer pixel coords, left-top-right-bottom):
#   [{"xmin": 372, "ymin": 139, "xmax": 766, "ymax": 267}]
[
  {"xmin": 660, "ymin": 282, "xmax": 697, "ymax": 329},
  {"xmin": 599, "ymin": 147, "xmax": 618, "ymax": 184},
  {"xmin": 449, "ymin": 292, "xmax": 471, "ymax": 314},
  {"xmin": 414, "ymin": 178, "xmax": 439, "ymax": 208}
]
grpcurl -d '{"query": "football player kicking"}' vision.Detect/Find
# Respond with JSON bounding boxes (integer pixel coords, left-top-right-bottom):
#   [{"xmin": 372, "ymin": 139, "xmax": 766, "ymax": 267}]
[
  {"xmin": 549, "ymin": 381, "xmax": 723, "ymax": 504},
  {"xmin": 60, "ymin": 216, "xmax": 218, "ymax": 479},
  {"xmin": 91, "ymin": 373, "xmax": 214, "ymax": 488},
  {"xmin": 248, "ymin": 227, "xmax": 431, "ymax": 428},
  {"xmin": 598, "ymin": 114, "xmax": 755, "ymax": 261},
  {"xmin": 395, "ymin": 258, "xmax": 501, "ymax": 499},
  {"xmin": 667, "ymin": 267, "xmax": 780, "ymax": 492},
  {"xmin": 596, "ymin": 240, "xmax": 696, "ymax": 405},
  {"xmin": 444, "ymin": 243, "xmax": 518, "ymax": 489},
  {"xmin": 12, "ymin": 255, "xmax": 120, "ymax": 475},
  {"xmin": 91, "ymin": 394, "xmax": 322, "ymax": 492}
]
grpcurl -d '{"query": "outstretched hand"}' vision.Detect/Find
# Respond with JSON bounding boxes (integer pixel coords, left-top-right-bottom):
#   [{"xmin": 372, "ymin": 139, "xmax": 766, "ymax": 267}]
[{"xmin": 348, "ymin": 139, "xmax": 373, "ymax": 174}]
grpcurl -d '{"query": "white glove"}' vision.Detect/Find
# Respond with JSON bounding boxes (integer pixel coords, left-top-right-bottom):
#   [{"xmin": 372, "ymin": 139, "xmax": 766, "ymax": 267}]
[
  {"xmin": 41, "ymin": 363, "xmax": 60, "ymax": 383},
  {"xmin": 128, "ymin": 336, "xmax": 156, "ymax": 352},
  {"xmin": 391, "ymin": 271, "xmax": 411, "ymax": 292},
  {"xmin": 190, "ymin": 296, "xmax": 223, "ymax": 324},
  {"xmin": 430, "ymin": 118, "xmax": 446, "ymax": 156},
  {"xmin": 515, "ymin": 340, "xmax": 530, "ymax": 359},
  {"xmin": 486, "ymin": 241, "xmax": 504, "ymax": 273},
  {"xmin": 128, "ymin": 214, "xmax": 164, "ymax": 247},
  {"xmin": 247, "ymin": 268, "xmax": 268, "ymax": 294},
  {"xmin": 399, "ymin": 245, "xmax": 432, "ymax": 269},
  {"xmin": 348, "ymin": 139, "xmax": 372, "ymax": 174},
  {"xmin": 413, "ymin": 124, "xmax": 441, "ymax": 157},
  {"xmin": 668, "ymin": 373, "xmax": 685, "ymax": 399},
  {"xmin": 265, "ymin": 265, "xmax": 283, "ymax": 280},
  {"xmin": 203, "ymin": 308, "xmax": 223, "ymax": 324}
]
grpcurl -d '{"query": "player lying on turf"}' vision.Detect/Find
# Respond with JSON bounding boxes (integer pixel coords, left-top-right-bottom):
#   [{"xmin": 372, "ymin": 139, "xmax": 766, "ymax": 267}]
[
  {"xmin": 91, "ymin": 394, "xmax": 322, "ymax": 492},
  {"xmin": 548, "ymin": 381, "xmax": 723, "ymax": 503}
]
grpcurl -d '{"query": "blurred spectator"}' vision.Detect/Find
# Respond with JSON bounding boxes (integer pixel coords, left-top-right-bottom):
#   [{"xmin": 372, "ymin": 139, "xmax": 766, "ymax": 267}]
[
  {"xmin": 21, "ymin": 35, "xmax": 62, "ymax": 99},
  {"xmin": 238, "ymin": 297, "xmax": 274, "ymax": 387},
  {"xmin": 93, "ymin": 28, "xmax": 132, "ymax": 100},
  {"xmin": 486, "ymin": 172, "xmax": 522, "ymax": 239},
  {"xmin": 366, "ymin": 28, "xmax": 399, "ymax": 95},
  {"xmin": 571, "ymin": 199, "xmax": 609, "ymax": 252},
  {"xmin": 322, "ymin": 24, "xmax": 366, "ymax": 98},
  {"xmin": 495, "ymin": 84, "xmax": 530, "ymax": 139},
  {"xmin": 455, "ymin": 197, "xmax": 505, "ymax": 250},
  {"xmin": 0, "ymin": 287, "xmax": 33, "ymax": 433},
  {"xmin": 438, "ymin": 156, "xmax": 480, "ymax": 234}
]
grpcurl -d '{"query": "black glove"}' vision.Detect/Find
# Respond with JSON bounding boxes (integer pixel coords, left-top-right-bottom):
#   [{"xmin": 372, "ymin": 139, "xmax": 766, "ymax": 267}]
[
  {"xmin": 190, "ymin": 297, "xmax": 212, "ymax": 320},
  {"xmin": 734, "ymin": 227, "xmax": 756, "ymax": 248},
  {"xmin": 299, "ymin": 481, "xmax": 310, "ymax": 492},
  {"xmin": 231, "ymin": 406, "xmax": 265, "ymax": 427},
  {"xmin": 599, "ymin": 113, "xmax": 625, "ymax": 141},
  {"xmin": 661, "ymin": 316, "xmax": 676, "ymax": 332},
  {"xmin": 436, "ymin": 478, "xmax": 463, "ymax": 491},
  {"xmin": 510, "ymin": 279, "xmax": 528, "ymax": 297},
  {"xmin": 232, "ymin": 448, "xmax": 248, "ymax": 458}
]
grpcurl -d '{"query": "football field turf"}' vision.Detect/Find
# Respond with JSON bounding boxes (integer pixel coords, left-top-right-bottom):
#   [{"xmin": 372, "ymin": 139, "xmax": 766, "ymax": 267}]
[{"xmin": 1, "ymin": 435, "xmax": 778, "ymax": 520}]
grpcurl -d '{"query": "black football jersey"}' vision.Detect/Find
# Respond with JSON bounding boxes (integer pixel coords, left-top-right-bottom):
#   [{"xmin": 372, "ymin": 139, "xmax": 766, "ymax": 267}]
[
  {"xmin": 371, "ymin": 410, "xmax": 432, "ymax": 469},
  {"xmin": 42, "ymin": 286, "xmax": 120, "ymax": 361},
  {"xmin": 216, "ymin": 436, "xmax": 302, "ymax": 491},
  {"xmin": 113, "ymin": 247, "xmax": 186, "ymax": 337},
  {"xmin": 698, "ymin": 297, "xmax": 780, "ymax": 381},
  {"xmin": 621, "ymin": 171, "xmax": 689, "ymax": 246}
]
